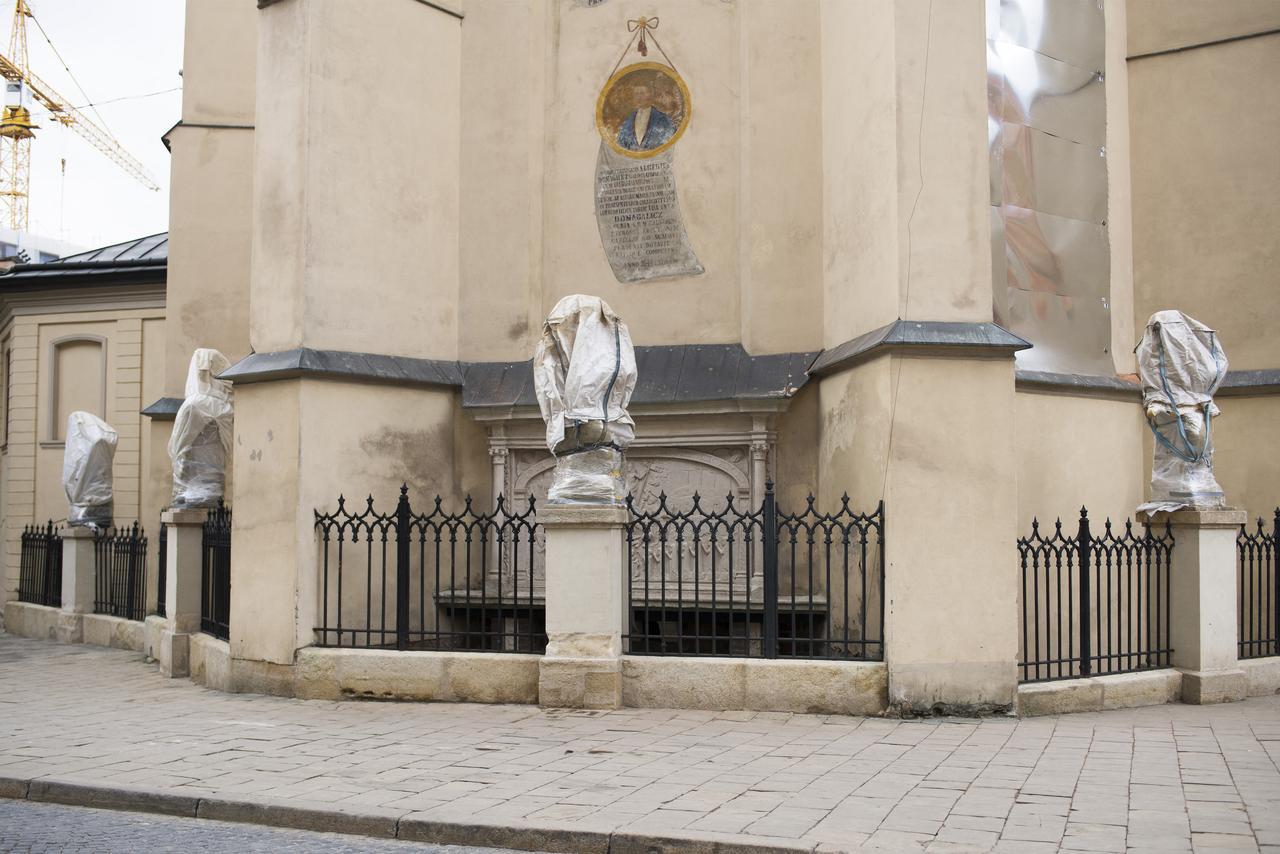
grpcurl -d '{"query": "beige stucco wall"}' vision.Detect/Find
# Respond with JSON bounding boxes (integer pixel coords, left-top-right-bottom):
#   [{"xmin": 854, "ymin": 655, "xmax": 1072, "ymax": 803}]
[
  {"xmin": 251, "ymin": 0, "xmax": 461, "ymax": 360},
  {"xmin": 1206, "ymin": 396, "xmax": 1280, "ymax": 521},
  {"xmin": 165, "ymin": 0, "xmax": 255, "ymax": 394},
  {"xmin": 457, "ymin": 0, "xmax": 823, "ymax": 360},
  {"xmin": 1129, "ymin": 25, "xmax": 1279, "ymax": 369},
  {"xmin": 1015, "ymin": 392, "xmax": 1146, "ymax": 530}
]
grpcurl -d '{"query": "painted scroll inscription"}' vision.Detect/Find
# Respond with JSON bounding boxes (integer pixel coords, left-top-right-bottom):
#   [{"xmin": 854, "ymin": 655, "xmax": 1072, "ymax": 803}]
[{"xmin": 593, "ymin": 22, "xmax": 702, "ymax": 283}]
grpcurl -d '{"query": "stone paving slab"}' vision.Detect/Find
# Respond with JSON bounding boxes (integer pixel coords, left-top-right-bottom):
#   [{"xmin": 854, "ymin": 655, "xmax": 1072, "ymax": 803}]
[{"xmin": 2, "ymin": 635, "xmax": 1280, "ymax": 853}]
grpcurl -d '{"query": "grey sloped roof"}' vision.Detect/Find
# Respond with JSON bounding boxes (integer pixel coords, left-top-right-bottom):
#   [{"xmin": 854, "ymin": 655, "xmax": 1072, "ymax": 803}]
[
  {"xmin": 462, "ymin": 344, "xmax": 817, "ymax": 409},
  {"xmin": 0, "ymin": 232, "xmax": 168, "ymax": 285},
  {"xmin": 50, "ymin": 232, "xmax": 168, "ymax": 265}
]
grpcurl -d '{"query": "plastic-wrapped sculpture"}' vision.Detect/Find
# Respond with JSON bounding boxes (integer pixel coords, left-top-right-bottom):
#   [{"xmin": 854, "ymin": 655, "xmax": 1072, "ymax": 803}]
[
  {"xmin": 533, "ymin": 294, "xmax": 637, "ymax": 504},
  {"xmin": 168, "ymin": 348, "xmax": 233, "ymax": 508},
  {"xmin": 1136, "ymin": 310, "xmax": 1228, "ymax": 512},
  {"xmin": 63, "ymin": 411, "xmax": 117, "ymax": 527}
]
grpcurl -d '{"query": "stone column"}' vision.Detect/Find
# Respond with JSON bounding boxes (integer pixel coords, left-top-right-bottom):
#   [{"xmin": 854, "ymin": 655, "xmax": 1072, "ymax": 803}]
[
  {"xmin": 1145, "ymin": 508, "xmax": 1248, "ymax": 704},
  {"xmin": 538, "ymin": 505, "xmax": 628, "ymax": 709},
  {"xmin": 156, "ymin": 508, "xmax": 207, "ymax": 678},
  {"xmin": 220, "ymin": 0, "xmax": 464, "ymax": 696},
  {"xmin": 57, "ymin": 527, "xmax": 97, "ymax": 644}
]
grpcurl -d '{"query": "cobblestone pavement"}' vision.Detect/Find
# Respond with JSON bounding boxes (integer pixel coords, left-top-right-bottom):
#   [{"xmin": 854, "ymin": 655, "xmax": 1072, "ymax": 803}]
[
  {"xmin": 1, "ymin": 636, "xmax": 1279, "ymax": 853},
  {"xmin": 0, "ymin": 799, "xmax": 527, "ymax": 853}
]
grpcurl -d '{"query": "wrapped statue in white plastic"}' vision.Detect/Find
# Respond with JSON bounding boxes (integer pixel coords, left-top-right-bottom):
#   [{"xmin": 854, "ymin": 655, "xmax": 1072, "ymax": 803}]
[
  {"xmin": 1136, "ymin": 310, "xmax": 1228, "ymax": 513},
  {"xmin": 533, "ymin": 294, "xmax": 637, "ymax": 505},
  {"xmin": 168, "ymin": 348, "xmax": 233, "ymax": 508},
  {"xmin": 63, "ymin": 411, "xmax": 118, "ymax": 528}
]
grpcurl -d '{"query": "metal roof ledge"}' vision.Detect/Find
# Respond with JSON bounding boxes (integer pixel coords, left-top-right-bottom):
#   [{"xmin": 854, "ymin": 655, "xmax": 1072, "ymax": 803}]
[{"xmin": 809, "ymin": 320, "xmax": 1031, "ymax": 376}]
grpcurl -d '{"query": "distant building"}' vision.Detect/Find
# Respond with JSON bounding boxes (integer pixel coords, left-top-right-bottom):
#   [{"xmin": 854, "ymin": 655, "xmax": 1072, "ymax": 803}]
[{"xmin": 0, "ymin": 228, "xmax": 83, "ymax": 265}]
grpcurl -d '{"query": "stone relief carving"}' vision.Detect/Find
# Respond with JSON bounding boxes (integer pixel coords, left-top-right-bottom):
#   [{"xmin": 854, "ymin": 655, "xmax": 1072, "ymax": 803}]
[{"xmin": 494, "ymin": 444, "xmax": 764, "ymax": 600}]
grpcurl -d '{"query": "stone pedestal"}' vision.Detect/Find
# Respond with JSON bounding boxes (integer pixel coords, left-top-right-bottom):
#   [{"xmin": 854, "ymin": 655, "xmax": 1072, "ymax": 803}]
[
  {"xmin": 538, "ymin": 504, "xmax": 628, "ymax": 709},
  {"xmin": 157, "ymin": 508, "xmax": 208, "ymax": 678},
  {"xmin": 1144, "ymin": 508, "xmax": 1248, "ymax": 704},
  {"xmin": 57, "ymin": 527, "xmax": 98, "ymax": 644}
]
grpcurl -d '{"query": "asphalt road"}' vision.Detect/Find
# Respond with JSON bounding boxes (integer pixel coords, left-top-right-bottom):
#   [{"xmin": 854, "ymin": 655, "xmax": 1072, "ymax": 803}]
[{"xmin": 0, "ymin": 800, "xmax": 534, "ymax": 854}]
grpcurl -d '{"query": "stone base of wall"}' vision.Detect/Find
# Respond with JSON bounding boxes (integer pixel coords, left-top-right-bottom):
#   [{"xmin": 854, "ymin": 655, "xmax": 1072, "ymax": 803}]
[
  {"xmin": 1242, "ymin": 656, "xmax": 1280, "ymax": 697},
  {"xmin": 1017, "ymin": 669, "xmax": 1183, "ymax": 716},
  {"xmin": 621, "ymin": 656, "xmax": 888, "ymax": 715},
  {"xmin": 294, "ymin": 648, "xmax": 541, "ymax": 704},
  {"xmin": 5, "ymin": 602, "xmax": 146, "ymax": 652},
  {"xmin": 191, "ymin": 633, "xmax": 233, "ymax": 692},
  {"xmin": 2, "ymin": 601, "xmax": 60, "ymax": 642},
  {"xmin": 80, "ymin": 613, "xmax": 145, "ymax": 652}
]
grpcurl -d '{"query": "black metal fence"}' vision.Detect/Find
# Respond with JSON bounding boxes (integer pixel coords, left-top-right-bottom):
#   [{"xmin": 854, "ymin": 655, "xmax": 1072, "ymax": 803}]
[
  {"xmin": 314, "ymin": 487, "xmax": 543, "ymax": 652},
  {"xmin": 18, "ymin": 521, "xmax": 62, "ymax": 607},
  {"xmin": 623, "ymin": 484, "xmax": 885, "ymax": 660},
  {"xmin": 202, "ymin": 503, "xmax": 232, "ymax": 641},
  {"xmin": 154, "ymin": 521, "xmax": 167, "ymax": 617},
  {"xmin": 93, "ymin": 523, "xmax": 148, "ymax": 621},
  {"xmin": 1018, "ymin": 509, "xmax": 1173, "ymax": 683},
  {"xmin": 1238, "ymin": 510, "xmax": 1278, "ymax": 660}
]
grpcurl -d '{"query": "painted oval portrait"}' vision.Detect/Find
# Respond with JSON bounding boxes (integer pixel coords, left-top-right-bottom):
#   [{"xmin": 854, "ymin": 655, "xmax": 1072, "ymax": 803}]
[{"xmin": 596, "ymin": 62, "xmax": 691, "ymax": 159}]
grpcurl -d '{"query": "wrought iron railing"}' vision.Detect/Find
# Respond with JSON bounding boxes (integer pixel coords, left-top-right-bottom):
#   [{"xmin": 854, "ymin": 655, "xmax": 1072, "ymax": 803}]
[
  {"xmin": 1018, "ymin": 509, "xmax": 1173, "ymax": 683},
  {"xmin": 623, "ymin": 484, "xmax": 885, "ymax": 660},
  {"xmin": 1238, "ymin": 510, "xmax": 1278, "ymax": 660},
  {"xmin": 18, "ymin": 521, "xmax": 62, "ymax": 607},
  {"xmin": 314, "ymin": 487, "xmax": 543, "ymax": 652},
  {"xmin": 93, "ymin": 523, "xmax": 148, "ymax": 621},
  {"xmin": 154, "ymin": 521, "xmax": 167, "ymax": 617},
  {"xmin": 201, "ymin": 502, "xmax": 232, "ymax": 641}
]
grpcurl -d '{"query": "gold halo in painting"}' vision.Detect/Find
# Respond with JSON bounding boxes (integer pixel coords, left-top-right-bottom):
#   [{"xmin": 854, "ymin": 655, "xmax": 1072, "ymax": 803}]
[{"xmin": 595, "ymin": 62, "xmax": 691, "ymax": 159}]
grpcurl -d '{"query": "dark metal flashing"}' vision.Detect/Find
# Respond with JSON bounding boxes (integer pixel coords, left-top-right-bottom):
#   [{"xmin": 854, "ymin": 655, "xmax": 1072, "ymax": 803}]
[
  {"xmin": 1128, "ymin": 27, "xmax": 1280, "ymax": 62},
  {"xmin": 220, "ymin": 345, "xmax": 816, "ymax": 408},
  {"xmin": 1015, "ymin": 369, "xmax": 1280, "ymax": 399},
  {"xmin": 1015, "ymin": 370, "xmax": 1142, "ymax": 399},
  {"xmin": 141, "ymin": 397, "xmax": 183, "ymax": 420},
  {"xmin": 462, "ymin": 345, "xmax": 817, "ymax": 409},
  {"xmin": 219, "ymin": 348, "xmax": 465, "ymax": 389},
  {"xmin": 258, "ymin": 0, "xmax": 463, "ymax": 17},
  {"xmin": 162, "ymin": 120, "xmax": 254, "ymax": 152},
  {"xmin": 809, "ymin": 320, "xmax": 1031, "ymax": 376},
  {"xmin": 1220, "ymin": 369, "xmax": 1280, "ymax": 397}
]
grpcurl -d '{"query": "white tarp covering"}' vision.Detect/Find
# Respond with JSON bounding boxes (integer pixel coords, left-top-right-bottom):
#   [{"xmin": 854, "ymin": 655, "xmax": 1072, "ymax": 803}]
[
  {"xmin": 168, "ymin": 348, "xmax": 233, "ymax": 508},
  {"xmin": 1136, "ymin": 310, "xmax": 1228, "ymax": 512},
  {"xmin": 62, "ymin": 411, "xmax": 117, "ymax": 527},
  {"xmin": 533, "ymin": 294, "xmax": 636, "ymax": 454}
]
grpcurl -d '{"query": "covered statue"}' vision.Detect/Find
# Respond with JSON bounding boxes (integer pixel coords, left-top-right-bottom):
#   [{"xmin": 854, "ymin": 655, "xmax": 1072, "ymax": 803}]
[
  {"xmin": 1136, "ymin": 310, "xmax": 1228, "ymax": 512},
  {"xmin": 62, "ymin": 411, "xmax": 117, "ymax": 527},
  {"xmin": 168, "ymin": 348, "xmax": 233, "ymax": 508},
  {"xmin": 533, "ymin": 294, "xmax": 637, "ymax": 504}
]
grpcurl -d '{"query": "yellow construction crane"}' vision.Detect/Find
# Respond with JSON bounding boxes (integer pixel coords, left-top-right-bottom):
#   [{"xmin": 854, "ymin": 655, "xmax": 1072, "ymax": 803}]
[{"xmin": 0, "ymin": 0, "xmax": 159, "ymax": 232}]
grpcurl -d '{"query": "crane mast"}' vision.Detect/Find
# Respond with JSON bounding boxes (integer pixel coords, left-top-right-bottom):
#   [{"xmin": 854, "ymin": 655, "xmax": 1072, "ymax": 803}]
[
  {"xmin": 0, "ymin": 0, "xmax": 33, "ymax": 231},
  {"xmin": 0, "ymin": 0, "xmax": 159, "ymax": 233}
]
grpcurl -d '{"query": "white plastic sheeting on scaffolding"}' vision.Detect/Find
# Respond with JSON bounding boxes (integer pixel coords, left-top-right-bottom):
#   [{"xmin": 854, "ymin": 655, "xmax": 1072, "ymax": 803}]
[
  {"xmin": 62, "ymin": 411, "xmax": 117, "ymax": 527},
  {"xmin": 1136, "ymin": 310, "xmax": 1228, "ymax": 512},
  {"xmin": 168, "ymin": 348, "xmax": 233, "ymax": 508}
]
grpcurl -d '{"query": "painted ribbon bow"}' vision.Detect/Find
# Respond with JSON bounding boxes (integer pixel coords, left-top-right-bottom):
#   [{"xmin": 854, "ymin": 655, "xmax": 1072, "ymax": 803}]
[{"xmin": 627, "ymin": 16, "xmax": 658, "ymax": 56}]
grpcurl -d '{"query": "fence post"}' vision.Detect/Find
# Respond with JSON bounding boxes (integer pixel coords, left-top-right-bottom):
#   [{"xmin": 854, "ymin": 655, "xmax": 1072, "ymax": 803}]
[
  {"xmin": 395, "ymin": 485, "xmax": 411, "ymax": 652},
  {"xmin": 1077, "ymin": 508, "xmax": 1092, "ymax": 678},
  {"xmin": 762, "ymin": 481, "xmax": 779, "ymax": 660},
  {"xmin": 1274, "ymin": 508, "xmax": 1280, "ymax": 659}
]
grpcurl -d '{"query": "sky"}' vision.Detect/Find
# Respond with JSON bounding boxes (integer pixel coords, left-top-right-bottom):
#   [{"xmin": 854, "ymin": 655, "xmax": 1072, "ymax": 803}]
[{"xmin": 18, "ymin": 0, "xmax": 184, "ymax": 252}]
